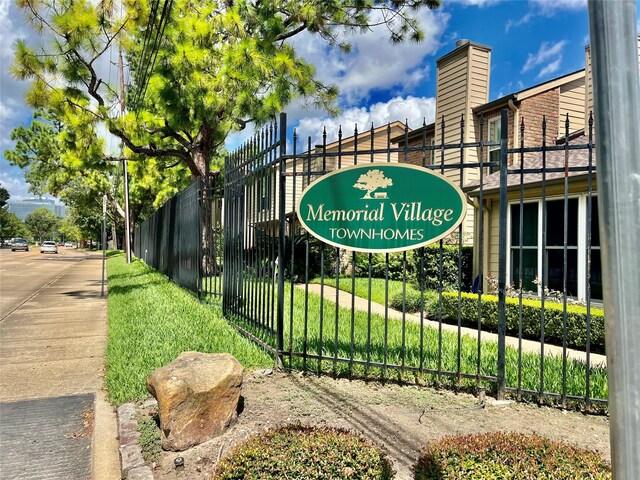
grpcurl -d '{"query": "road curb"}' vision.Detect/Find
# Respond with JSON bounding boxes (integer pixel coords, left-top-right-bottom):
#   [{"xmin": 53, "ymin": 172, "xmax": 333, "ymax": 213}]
[{"xmin": 117, "ymin": 403, "xmax": 154, "ymax": 480}]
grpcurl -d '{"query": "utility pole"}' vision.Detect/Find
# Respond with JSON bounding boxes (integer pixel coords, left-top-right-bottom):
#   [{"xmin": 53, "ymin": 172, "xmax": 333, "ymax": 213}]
[
  {"xmin": 119, "ymin": 49, "xmax": 132, "ymax": 263},
  {"xmin": 588, "ymin": 1, "xmax": 640, "ymax": 478},
  {"xmin": 101, "ymin": 194, "xmax": 107, "ymax": 298}
]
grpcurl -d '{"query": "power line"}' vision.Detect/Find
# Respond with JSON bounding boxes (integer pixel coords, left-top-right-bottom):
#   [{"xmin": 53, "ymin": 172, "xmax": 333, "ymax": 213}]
[{"xmin": 132, "ymin": 0, "xmax": 174, "ymax": 111}]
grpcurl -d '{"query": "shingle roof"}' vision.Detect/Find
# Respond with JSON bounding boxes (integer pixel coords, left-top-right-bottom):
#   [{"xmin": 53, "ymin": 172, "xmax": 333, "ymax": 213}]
[{"xmin": 465, "ymin": 134, "xmax": 597, "ymax": 194}]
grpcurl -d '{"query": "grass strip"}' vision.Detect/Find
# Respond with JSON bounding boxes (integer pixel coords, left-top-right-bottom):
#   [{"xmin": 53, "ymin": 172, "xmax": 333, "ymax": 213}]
[
  {"xmin": 106, "ymin": 254, "xmax": 272, "ymax": 404},
  {"xmin": 310, "ymin": 277, "xmax": 417, "ymax": 306}
]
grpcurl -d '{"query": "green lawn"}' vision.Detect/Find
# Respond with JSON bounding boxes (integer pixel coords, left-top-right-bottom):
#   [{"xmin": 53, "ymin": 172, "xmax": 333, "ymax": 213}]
[
  {"xmin": 106, "ymin": 256, "xmax": 608, "ymax": 405},
  {"xmin": 311, "ymin": 276, "xmax": 418, "ymax": 306},
  {"xmin": 105, "ymin": 254, "xmax": 272, "ymax": 404},
  {"xmin": 233, "ymin": 278, "xmax": 609, "ymax": 401}
]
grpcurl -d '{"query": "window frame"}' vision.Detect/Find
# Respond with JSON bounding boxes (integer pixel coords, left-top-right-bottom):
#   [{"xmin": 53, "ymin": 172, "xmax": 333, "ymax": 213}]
[
  {"xmin": 506, "ymin": 193, "xmax": 601, "ymax": 301},
  {"xmin": 488, "ymin": 116, "xmax": 501, "ymax": 174}
]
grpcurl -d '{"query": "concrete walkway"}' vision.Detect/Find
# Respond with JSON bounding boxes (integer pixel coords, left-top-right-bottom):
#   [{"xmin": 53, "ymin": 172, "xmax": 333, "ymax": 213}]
[
  {"xmin": 301, "ymin": 284, "xmax": 607, "ymax": 368},
  {"xmin": 0, "ymin": 252, "xmax": 120, "ymax": 479}
]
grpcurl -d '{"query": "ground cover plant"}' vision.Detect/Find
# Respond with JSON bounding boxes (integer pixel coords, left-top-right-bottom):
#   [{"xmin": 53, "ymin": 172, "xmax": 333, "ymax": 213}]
[
  {"xmin": 413, "ymin": 432, "xmax": 611, "ymax": 479},
  {"xmin": 137, "ymin": 415, "xmax": 162, "ymax": 463},
  {"xmin": 105, "ymin": 254, "xmax": 272, "ymax": 404},
  {"xmin": 213, "ymin": 424, "xmax": 394, "ymax": 480}
]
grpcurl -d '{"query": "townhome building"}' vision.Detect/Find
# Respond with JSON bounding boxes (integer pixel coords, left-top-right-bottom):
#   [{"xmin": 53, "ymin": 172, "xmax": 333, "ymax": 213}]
[{"xmin": 393, "ymin": 36, "xmax": 639, "ymax": 300}]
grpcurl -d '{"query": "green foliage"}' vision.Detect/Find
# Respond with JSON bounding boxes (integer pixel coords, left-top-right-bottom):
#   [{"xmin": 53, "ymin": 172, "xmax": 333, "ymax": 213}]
[
  {"xmin": 213, "ymin": 424, "xmax": 394, "ymax": 480},
  {"xmin": 106, "ymin": 254, "xmax": 272, "ymax": 403},
  {"xmin": 0, "ymin": 185, "xmax": 9, "ymax": 208},
  {"xmin": 58, "ymin": 215, "xmax": 82, "ymax": 242},
  {"xmin": 14, "ymin": 0, "xmax": 440, "ymax": 180},
  {"xmin": 353, "ymin": 246, "xmax": 473, "ymax": 292},
  {"xmin": 440, "ymin": 292, "xmax": 606, "ymax": 352},
  {"xmin": 284, "ymin": 235, "xmax": 338, "ymax": 282},
  {"xmin": 137, "ymin": 415, "xmax": 162, "ymax": 463},
  {"xmin": 0, "ymin": 185, "xmax": 28, "ymax": 241},
  {"xmin": 415, "ymin": 245, "xmax": 473, "ymax": 292},
  {"xmin": 24, "ymin": 206, "xmax": 61, "ymax": 243},
  {"xmin": 413, "ymin": 432, "xmax": 611, "ymax": 480},
  {"xmin": 390, "ymin": 288, "xmax": 437, "ymax": 314}
]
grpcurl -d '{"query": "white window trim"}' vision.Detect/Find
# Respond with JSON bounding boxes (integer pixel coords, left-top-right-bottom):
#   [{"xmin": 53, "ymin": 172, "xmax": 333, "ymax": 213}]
[{"xmin": 507, "ymin": 194, "xmax": 593, "ymax": 299}]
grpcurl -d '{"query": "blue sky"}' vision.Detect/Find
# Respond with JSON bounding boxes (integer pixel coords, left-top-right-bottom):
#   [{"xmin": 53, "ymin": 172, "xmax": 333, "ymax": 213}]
[{"xmin": 1, "ymin": 0, "xmax": 639, "ymax": 201}]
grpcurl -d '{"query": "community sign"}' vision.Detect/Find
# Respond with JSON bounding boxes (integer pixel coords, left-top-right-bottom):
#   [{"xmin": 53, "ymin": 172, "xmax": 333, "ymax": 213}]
[{"xmin": 296, "ymin": 163, "xmax": 467, "ymax": 253}]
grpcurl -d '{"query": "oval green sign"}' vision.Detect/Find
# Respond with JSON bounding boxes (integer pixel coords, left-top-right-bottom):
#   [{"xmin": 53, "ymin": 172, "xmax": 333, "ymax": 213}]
[{"xmin": 296, "ymin": 163, "xmax": 467, "ymax": 253}]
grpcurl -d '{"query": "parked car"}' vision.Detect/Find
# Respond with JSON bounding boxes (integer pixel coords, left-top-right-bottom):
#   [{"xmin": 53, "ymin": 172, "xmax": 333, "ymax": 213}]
[
  {"xmin": 11, "ymin": 239, "xmax": 29, "ymax": 252},
  {"xmin": 64, "ymin": 242, "xmax": 75, "ymax": 248},
  {"xmin": 40, "ymin": 241, "xmax": 58, "ymax": 254}
]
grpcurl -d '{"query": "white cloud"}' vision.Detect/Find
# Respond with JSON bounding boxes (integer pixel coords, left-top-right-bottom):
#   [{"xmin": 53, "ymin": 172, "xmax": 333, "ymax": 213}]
[
  {"xmin": 505, "ymin": 13, "xmax": 534, "ymax": 33},
  {"xmin": 290, "ymin": 9, "xmax": 449, "ymax": 105},
  {"xmin": 293, "ymin": 96, "xmax": 436, "ymax": 147},
  {"xmin": 506, "ymin": 0, "xmax": 586, "ymax": 32},
  {"xmin": 529, "ymin": 0, "xmax": 586, "ymax": 16},
  {"xmin": 0, "ymin": 167, "xmax": 32, "ymax": 200},
  {"xmin": 537, "ymin": 57, "xmax": 563, "ymax": 78},
  {"xmin": 447, "ymin": 0, "xmax": 504, "ymax": 6},
  {"xmin": 497, "ymin": 80, "xmax": 525, "ymax": 98},
  {"xmin": 522, "ymin": 40, "xmax": 567, "ymax": 73}
]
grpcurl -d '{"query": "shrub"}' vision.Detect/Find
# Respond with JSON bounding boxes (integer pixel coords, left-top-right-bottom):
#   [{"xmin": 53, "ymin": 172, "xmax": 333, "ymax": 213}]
[
  {"xmin": 390, "ymin": 288, "xmax": 438, "ymax": 314},
  {"xmin": 413, "ymin": 432, "xmax": 611, "ymax": 480},
  {"xmin": 415, "ymin": 245, "xmax": 473, "ymax": 292},
  {"xmin": 353, "ymin": 251, "xmax": 418, "ymax": 282},
  {"xmin": 353, "ymin": 246, "xmax": 473, "ymax": 292},
  {"xmin": 439, "ymin": 292, "xmax": 606, "ymax": 352},
  {"xmin": 283, "ymin": 235, "xmax": 338, "ymax": 282},
  {"xmin": 213, "ymin": 424, "xmax": 394, "ymax": 480}
]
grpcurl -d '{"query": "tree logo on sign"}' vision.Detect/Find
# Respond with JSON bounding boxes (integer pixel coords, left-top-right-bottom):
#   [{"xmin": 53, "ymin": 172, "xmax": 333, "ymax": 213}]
[{"xmin": 353, "ymin": 170, "xmax": 393, "ymax": 199}]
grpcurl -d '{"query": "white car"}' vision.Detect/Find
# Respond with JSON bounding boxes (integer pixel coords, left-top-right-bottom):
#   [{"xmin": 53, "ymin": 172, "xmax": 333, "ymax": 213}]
[{"xmin": 40, "ymin": 241, "xmax": 58, "ymax": 254}]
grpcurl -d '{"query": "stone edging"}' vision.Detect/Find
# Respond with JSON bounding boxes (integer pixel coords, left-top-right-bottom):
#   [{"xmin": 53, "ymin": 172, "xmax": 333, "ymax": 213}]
[{"xmin": 117, "ymin": 403, "xmax": 154, "ymax": 480}]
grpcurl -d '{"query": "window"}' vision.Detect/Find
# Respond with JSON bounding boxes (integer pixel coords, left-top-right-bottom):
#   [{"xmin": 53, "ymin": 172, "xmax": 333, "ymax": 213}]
[
  {"xmin": 510, "ymin": 202, "xmax": 538, "ymax": 291},
  {"xmin": 545, "ymin": 198, "xmax": 578, "ymax": 296},
  {"xmin": 588, "ymin": 199, "xmax": 602, "ymax": 299},
  {"xmin": 488, "ymin": 117, "xmax": 501, "ymax": 174},
  {"xmin": 508, "ymin": 195, "xmax": 601, "ymax": 301}
]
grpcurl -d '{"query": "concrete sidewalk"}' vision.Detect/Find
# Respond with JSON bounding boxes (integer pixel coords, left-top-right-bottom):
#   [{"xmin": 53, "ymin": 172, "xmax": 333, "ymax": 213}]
[{"xmin": 0, "ymin": 252, "xmax": 120, "ymax": 479}]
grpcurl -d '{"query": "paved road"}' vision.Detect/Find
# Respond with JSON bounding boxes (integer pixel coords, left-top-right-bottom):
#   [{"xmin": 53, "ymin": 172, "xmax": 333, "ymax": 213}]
[
  {"xmin": 0, "ymin": 249, "xmax": 119, "ymax": 479},
  {"xmin": 0, "ymin": 246, "xmax": 94, "ymax": 320}
]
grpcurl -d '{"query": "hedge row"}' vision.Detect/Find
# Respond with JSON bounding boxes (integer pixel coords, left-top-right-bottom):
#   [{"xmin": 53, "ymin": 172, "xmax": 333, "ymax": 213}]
[
  {"xmin": 353, "ymin": 245, "xmax": 473, "ymax": 292},
  {"xmin": 440, "ymin": 292, "xmax": 606, "ymax": 352}
]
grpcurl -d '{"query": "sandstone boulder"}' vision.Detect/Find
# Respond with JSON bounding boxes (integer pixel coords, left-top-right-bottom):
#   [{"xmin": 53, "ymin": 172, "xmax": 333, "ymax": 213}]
[{"xmin": 146, "ymin": 352, "xmax": 243, "ymax": 451}]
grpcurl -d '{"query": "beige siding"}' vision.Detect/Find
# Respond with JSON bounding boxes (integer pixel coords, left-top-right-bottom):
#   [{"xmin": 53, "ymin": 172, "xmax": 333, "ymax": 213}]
[
  {"xmin": 487, "ymin": 200, "xmax": 500, "ymax": 280},
  {"xmin": 435, "ymin": 43, "xmax": 490, "ymax": 244},
  {"xmin": 584, "ymin": 45, "xmax": 593, "ymax": 127},
  {"xmin": 559, "ymin": 77, "xmax": 585, "ymax": 136}
]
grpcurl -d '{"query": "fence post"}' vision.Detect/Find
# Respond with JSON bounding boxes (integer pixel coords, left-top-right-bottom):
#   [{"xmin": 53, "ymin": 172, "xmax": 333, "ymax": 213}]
[
  {"xmin": 276, "ymin": 113, "xmax": 287, "ymax": 368},
  {"xmin": 496, "ymin": 108, "xmax": 509, "ymax": 399},
  {"xmin": 197, "ymin": 177, "xmax": 203, "ymax": 301}
]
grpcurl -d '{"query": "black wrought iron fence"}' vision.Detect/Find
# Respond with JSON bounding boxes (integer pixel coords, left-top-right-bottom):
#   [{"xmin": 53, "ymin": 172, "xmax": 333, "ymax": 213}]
[
  {"xmin": 133, "ymin": 108, "xmax": 605, "ymax": 409},
  {"xmin": 222, "ymin": 110, "xmax": 606, "ymax": 409},
  {"xmin": 133, "ymin": 175, "xmax": 223, "ymax": 300}
]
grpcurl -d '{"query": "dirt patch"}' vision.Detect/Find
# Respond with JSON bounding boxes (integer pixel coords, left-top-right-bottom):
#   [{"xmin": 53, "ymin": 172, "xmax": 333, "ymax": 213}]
[{"xmin": 141, "ymin": 371, "xmax": 609, "ymax": 480}]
